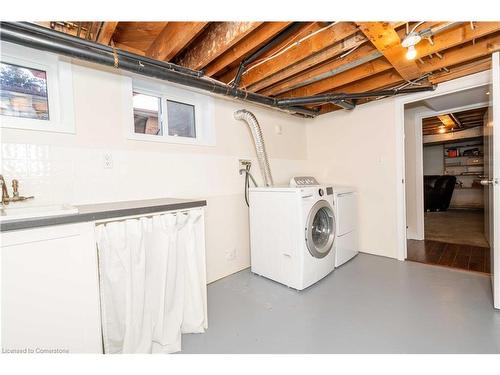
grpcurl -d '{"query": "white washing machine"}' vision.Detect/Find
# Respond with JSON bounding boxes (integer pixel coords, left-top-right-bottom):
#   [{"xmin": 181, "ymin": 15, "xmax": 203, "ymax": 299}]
[
  {"xmin": 332, "ymin": 186, "xmax": 359, "ymax": 267},
  {"xmin": 249, "ymin": 177, "xmax": 336, "ymax": 290}
]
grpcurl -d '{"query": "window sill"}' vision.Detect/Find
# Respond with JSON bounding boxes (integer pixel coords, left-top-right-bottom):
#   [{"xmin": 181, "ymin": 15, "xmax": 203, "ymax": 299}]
[{"xmin": 126, "ymin": 133, "xmax": 215, "ymax": 147}]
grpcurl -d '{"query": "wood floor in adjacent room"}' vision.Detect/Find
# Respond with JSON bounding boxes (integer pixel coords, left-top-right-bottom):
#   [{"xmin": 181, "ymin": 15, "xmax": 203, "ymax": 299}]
[
  {"xmin": 424, "ymin": 209, "xmax": 489, "ymax": 248},
  {"xmin": 407, "ymin": 239, "xmax": 490, "ymax": 274}
]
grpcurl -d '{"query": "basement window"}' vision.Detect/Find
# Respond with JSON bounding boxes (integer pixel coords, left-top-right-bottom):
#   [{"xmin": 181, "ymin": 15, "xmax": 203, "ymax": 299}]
[
  {"xmin": 166, "ymin": 100, "xmax": 196, "ymax": 138},
  {"xmin": 0, "ymin": 42, "xmax": 75, "ymax": 133},
  {"xmin": 128, "ymin": 79, "xmax": 215, "ymax": 146},
  {"xmin": 133, "ymin": 92, "xmax": 162, "ymax": 136},
  {"xmin": 0, "ymin": 62, "xmax": 50, "ymax": 121}
]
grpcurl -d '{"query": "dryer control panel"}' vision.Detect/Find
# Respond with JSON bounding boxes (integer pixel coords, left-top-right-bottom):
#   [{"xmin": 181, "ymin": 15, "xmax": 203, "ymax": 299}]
[{"xmin": 290, "ymin": 176, "xmax": 319, "ymax": 187}]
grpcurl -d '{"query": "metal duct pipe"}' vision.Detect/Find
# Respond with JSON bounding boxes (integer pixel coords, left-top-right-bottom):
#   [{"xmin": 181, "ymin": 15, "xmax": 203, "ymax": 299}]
[
  {"xmin": 332, "ymin": 100, "xmax": 356, "ymax": 110},
  {"xmin": 232, "ymin": 22, "xmax": 305, "ymax": 87},
  {"xmin": 6, "ymin": 21, "xmax": 204, "ymax": 77},
  {"xmin": 234, "ymin": 110, "xmax": 274, "ymax": 187},
  {"xmin": 276, "ymin": 85, "xmax": 437, "ymax": 107},
  {"xmin": 0, "ymin": 22, "xmax": 318, "ymax": 118},
  {"xmin": 419, "ymin": 22, "xmax": 464, "ymax": 40}
]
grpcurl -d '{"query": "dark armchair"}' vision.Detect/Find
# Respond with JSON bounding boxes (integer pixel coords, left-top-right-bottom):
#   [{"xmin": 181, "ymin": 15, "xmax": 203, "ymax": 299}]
[{"xmin": 424, "ymin": 175, "xmax": 457, "ymax": 212}]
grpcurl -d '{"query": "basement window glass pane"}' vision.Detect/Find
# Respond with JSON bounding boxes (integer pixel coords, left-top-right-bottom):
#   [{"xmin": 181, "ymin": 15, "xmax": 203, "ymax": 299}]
[
  {"xmin": 0, "ymin": 62, "xmax": 49, "ymax": 120},
  {"xmin": 133, "ymin": 92, "xmax": 162, "ymax": 135},
  {"xmin": 167, "ymin": 100, "xmax": 196, "ymax": 138}
]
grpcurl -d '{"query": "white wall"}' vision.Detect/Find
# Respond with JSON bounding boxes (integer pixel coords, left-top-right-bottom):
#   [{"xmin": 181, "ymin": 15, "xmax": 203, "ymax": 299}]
[
  {"xmin": 306, "ymin": 71, "xmax": 492, "ymax": 260},
  {"xmin": 423, "ymin": 145, "xmax": 444, "ymax": 175},
  {"xmin": 404, "ymin": 106, "xmax": 426, "ymax": 240},
  {"xmin": 0, "ymin": 60, "xmax": 311, "ymax": 283},
  {"xmin": 306, "ymin": 99, "xmax": 401, "ymax": 258}
]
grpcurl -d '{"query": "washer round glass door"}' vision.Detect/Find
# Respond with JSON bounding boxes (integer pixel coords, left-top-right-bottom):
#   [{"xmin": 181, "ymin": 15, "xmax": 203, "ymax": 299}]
[{"xmin": 305, "ymin": 200, "xmax": 335, "ymax": 258}]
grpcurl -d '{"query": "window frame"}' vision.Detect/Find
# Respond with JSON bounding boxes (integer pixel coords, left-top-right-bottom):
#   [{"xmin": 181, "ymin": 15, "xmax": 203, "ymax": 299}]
[
  {"xmin": 127, "ymin": 78, "xmax": 215, "ymax": 146},
  {"xmin": 132, "ymin": 90, "xmax": 164, "ymax": 136},
  {"xmin": 0, "ymin": 42, "xmax": 75, "ymax": 134},
  {"xmin": 165, "ymin": 99, "xmax": 197, "ymax": 139}
]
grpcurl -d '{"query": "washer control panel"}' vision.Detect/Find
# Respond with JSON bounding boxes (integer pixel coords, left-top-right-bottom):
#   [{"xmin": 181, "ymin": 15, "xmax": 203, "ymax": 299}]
[{"xmin": 290, "ymin": 176, "xmax": 320, "ymax": 187}]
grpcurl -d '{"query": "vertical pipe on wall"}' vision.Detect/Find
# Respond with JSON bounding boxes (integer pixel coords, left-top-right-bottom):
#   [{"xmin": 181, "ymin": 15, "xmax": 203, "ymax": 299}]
[{"xmin": 234, "ymin": 110, "xmax": 274, "ymax": 187}]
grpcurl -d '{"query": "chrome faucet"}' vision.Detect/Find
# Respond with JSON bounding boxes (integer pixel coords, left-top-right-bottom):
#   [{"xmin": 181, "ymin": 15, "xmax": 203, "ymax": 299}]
[{"xmin": 0, "ymin": 175, "xmax": 34, "ymax": 205}]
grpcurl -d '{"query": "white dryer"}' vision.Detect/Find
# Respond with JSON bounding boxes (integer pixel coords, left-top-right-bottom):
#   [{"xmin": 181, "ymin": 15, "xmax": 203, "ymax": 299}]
[
  {"xmin": 332, "ymin": 186, "xmax": 358, "ymax": 267},
  {"xmin": 249, "ymin": 180, "xmax": 336, "ymax": 290}
]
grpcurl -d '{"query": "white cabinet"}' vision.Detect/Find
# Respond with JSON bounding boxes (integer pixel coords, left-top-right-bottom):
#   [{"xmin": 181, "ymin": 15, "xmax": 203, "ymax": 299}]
[{"xmin": 1, "ymin": 223, "xmax": 102, "ymax": 353}]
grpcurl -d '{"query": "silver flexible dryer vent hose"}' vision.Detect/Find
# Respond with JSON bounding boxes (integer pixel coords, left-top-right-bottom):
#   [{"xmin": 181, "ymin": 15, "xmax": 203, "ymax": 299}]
[{"xmin": 234, "ymin": 109, "xmax": 274, "ymax": 187}]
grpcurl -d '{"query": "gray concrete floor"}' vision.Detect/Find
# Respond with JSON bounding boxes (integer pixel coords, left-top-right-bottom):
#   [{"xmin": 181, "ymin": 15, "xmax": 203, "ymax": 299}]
[{"xmin": 182, "ymin": 253, "xmax": 500, "ymax": 353}]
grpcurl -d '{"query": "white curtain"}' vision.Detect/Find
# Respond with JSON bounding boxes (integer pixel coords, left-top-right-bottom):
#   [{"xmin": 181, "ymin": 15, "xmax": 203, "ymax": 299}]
[{"xmin": 95, "ymin": 210, "xmax": 206, "ymax": 354}]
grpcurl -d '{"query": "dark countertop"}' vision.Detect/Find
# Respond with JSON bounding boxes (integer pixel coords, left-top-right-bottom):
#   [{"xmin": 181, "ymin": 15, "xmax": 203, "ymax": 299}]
[{"xmin": 0, "ymin": 198, "xmax": 207, "ymax": 232}]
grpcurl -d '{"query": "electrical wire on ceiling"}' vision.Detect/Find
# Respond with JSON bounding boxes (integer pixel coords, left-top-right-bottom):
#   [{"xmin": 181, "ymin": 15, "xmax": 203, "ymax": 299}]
[
  {"xmin": 228, "ymin": 22, "xmax": 340, "ymax": 86},
  {"xmin": 406, "ymin": 21, "xmax": 425, "ymax": 36},
  {"xmin": 249, "ymin": 23, "xmax": 316, "ymax": 64},
  {"xmin": 338, "ymin": 43, "xmax": 362, "ymax": 59},
  {"xmin": 373, "ymin": 73, "xmax": 433, "ymax": 101}
]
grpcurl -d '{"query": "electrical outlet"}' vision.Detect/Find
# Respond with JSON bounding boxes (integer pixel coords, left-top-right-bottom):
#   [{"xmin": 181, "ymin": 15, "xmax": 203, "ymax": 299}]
[
  {"xmin": 226, "ymin": 248, "xmax": 236, "ymax": 261},
  {"xmin": 103, "ymin": 153, "xmax": 113, "ymax": 169}
]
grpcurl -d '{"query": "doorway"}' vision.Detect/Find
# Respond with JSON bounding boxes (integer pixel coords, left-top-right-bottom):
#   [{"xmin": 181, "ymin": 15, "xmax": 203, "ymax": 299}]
[{"xmin": 403, "ymin": 88, "xmax": 491, "ymax": 273}]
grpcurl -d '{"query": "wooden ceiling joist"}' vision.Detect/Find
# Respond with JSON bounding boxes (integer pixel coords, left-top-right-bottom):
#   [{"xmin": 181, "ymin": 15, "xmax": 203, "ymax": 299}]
[
  {"xmin": 260, "ymin": 44, "xmax": 380, "ymax": 96},
  {"xmin": 112, "ymin": 22, "xmax": 168, "ymax": 51},
  {"xmin": 34, "ymin": 21, "xmax": 500, "ymax": 116},
  {"xmin": 410, "ymin": 22, "xmax": 500, "ymax": 60},
  {"xmin": 114, "ymin": 42, "xmax": 146, "ymax": 56},
  {"xmin": 429, "ymin": 58, "xmax": 491, "ymax": 84},
  {"xmin": 423, "ymin": 106, "xmax": 488, "ymax": 135},
  {"xmin": 437, "ymin": 114, "xmax": 457, "ymax": 128},
  {"xmin": 278, "ymin": 57, "xmax": 394, "ymax": 98},
  {"xmin": 216, "ymin": 22, "xmax": 321, "ymax": 83},
  {"xmin": 243, "ymin": 32, "xmax": 368, "ymax": 92},
  {"xmin": 357, "ymin": 22, "xmax": 422, "ymax": 80},
  {"xmin": 419, "ymin": 33, "xmax": 500, "ymax": 74},
  {"xmin": 238, "ymin": 22, "xmax": 360, "ymax": 89},
  {"xmin": 96, "ymin": 22, "xmax": 118, "ymax": 45},
  {"xmin": 175, "ymin": 22, "xmax": 263, "ymax": 70},
  {"xmin": 314, "ymin": 70, "xmax": 405, "ymax": 114},
  {"xmin": 146, "ymin": 22, "xmax": 208, "ymax": 61},
  {"xmin": 203, "ymin": 22, "xmax": 292, "ymax": 77}
]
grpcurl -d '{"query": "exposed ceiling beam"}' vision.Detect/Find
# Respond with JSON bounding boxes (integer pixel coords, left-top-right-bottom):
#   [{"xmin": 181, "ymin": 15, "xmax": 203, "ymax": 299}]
[
  {"xmin": 429, "ymin": 57, "xmax": 491, "ymax": 84},
  {"xmin": 277, "ymin": 58, "xmax": 393, "ymax": 98},
  {"xmin": 459, "ymin": 115, "xmax": 484, "ymax": 118},
  {"xmin": 216, "ymin": 22, "xmax": 322, "ymax": 83},
  {"xmin": 420, "ymin": 34, "xmax": 500, "ymax": 74},
  {"xmin": 146, "ymin": 22, "xmax": 208, "ymax": 61},
  {"xmin": 357, "ymin": 22, "xmax": 422, "ymax": 80},
  {"xmin": 333, "ymin": 69, "xmax": 404, "ymax": 93},
  {"xmin": 241, "ymin": 32, "xmax": 367, "ymax": 92},
  {"xmin": 175, "ymin": 22, "xmax": 263, "ymax": 70},
  {"xmin": 452, "ymin": 116, "xmax": 465, "ymax": 128},
  {"xmin": 238, "ymin": 22, "xmax": 360, "ymax": 88},
  {"xmin": 260, "ymin": 44, "xmax": 380, "ymax": 96},
  {"xmin": 203, "ymin": 22, "xmax": 291, "ymax": 77},
  {"xmin": 437, "ymin": 114, "xmax": 456, "ymax": 129},
  {"xmin": 403, "ymin": 22, "xmax": 500, "ymax": 60},
  {"xmin": 314, "ymin": 71, "xmax": 405, "ymax": 114},
  {"xmin": 114, "ymin": 42, "xmax": 146, "ymax": 56},
  {"xmin": 97, "ymin": 22, "xmax": 118, "ymax": 45},
  {"xmin": 111, "ymin": 22, "xmax": 169, "ymax": 52}
]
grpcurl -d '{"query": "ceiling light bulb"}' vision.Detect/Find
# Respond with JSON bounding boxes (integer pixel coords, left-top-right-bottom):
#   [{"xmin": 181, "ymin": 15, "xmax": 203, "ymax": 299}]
[
  {"xmin": 406, "ymin": 45, "xmax": 417, "ymax": 60},
  {"xmin": 439, "ymin": 126, "xmax": 446, "ymax": 134},
  {"xmin": 401, "ymin": 31, "xmax": 422, "ymax": 48}
]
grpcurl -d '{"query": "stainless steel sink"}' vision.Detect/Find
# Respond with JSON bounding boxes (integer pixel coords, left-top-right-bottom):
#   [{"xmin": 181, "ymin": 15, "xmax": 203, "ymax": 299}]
[{"xmin": 0, "ymin": 204, "xmax": 78, "ymax": 222}]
